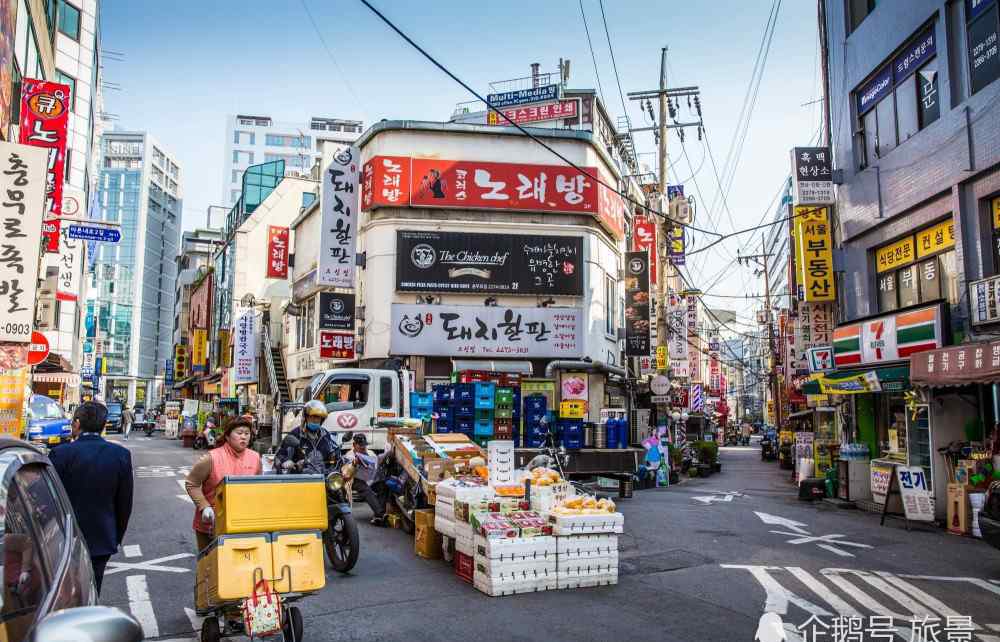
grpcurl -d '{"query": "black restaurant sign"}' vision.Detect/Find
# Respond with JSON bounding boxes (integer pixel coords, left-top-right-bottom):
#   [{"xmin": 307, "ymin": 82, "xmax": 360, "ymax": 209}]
[
  {"xmin": 624, "ymin": 251, "xmax": 651, "ymax": 357},
  {"xmin": 396, "ymin": 230, "xmax": 583, "ymax": 295},
  {"xmin": 319, "ymin": 292, "xmax": 355, "ymax": 330}
]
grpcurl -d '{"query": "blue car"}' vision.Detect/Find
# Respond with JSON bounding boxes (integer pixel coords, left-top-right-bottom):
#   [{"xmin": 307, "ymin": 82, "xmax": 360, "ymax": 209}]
[{"xmin": 26, "ymin": 394, "xmax": 72, "ymax": 447}]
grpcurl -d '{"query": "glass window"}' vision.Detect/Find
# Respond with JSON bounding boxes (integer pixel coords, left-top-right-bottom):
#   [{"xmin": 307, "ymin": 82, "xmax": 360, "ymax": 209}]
[
  {"xmin": 917, "ymin": 58, "xmax": 940, "ymax": 127},
  {"xmin": 55, "ymin": 70, "xmax": 76, "ymax": 112},
  {"xmin": 862, "ymin": 109, "xmax": 877, "ymax": 168},
  {"xmin": 57, "ymin": 0, "xmax": 81, "ymax": 40},
  {"xmin": 1, "ymin": 483, "xmax": 49, "ymax": 642},
  {"xmin": 878, "ymin": 272, "xmax": 897, "ymax": 311},
  {"xmin": 897, "ymin": 264, "xmax": 919, "ymax": 307},
  {"xmin": 919, "ymin": 258, "xmax": 941, "ymax": 300},
  {"xmin": 968, "ymin": 3, "xmax": 1000, "ymax": 94},
  {"xmin": 849, "ymin": 0, "xmax": 877, "ymax": 32},
  {"xmin": 895, "ymin": 74, "xmax": 919, "ymax": 142},
  {"xmin": 380, "ymin": 377, "xmax": 393, "ymax": 409},
  {"xmin": 604, "ymin": 274, "xmax": 616, "ymax": 335},
  {"xmin": 938, "ymin": 250, "xmax": 959, "ymax": 304},
  {"xmin": 14, "ymin": 466, "xmax": 67, "ymax": 576},
  {"xmin": 875, "ymin": 95, "xmax": 897, "ymax": 156}
]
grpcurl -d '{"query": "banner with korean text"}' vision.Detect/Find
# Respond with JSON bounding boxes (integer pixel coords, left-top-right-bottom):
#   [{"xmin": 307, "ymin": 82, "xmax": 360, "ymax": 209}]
[
  {"xmin": 266, "ymin": 225, "xmax": 289, "ymax": 279},
  {"xmin": 390, "ymin": 304, "xmax": 582, "ymax": 359},
  {"xmin": 234, "ymin": 307, "xmax": 258, "ymax": 384},
  {"xmin": 319, "ymin": 146, "xmax": 360, "ymax": 288},
  {"xmin": 19, "ymin": 79, "xmax": 70, "ymax": 253},
  {"xmin": 0, "ymin": 142, "xmax": 46, "ymax": 342},
  {"xmin": 794, "ymin": 206, "xmax": 836, "ymax": 302},
  {"xmin": 685, "ymin": 292, "xmax": 702, "ymax": 383},
  {"xmin": 56, "ymin": 187, "xmax": 85, "ymax": 302}
]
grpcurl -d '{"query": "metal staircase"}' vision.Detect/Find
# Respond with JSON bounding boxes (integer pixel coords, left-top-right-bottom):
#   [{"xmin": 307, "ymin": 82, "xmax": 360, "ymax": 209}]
[{"xmin": 262, "ymin": 323, "xmax": 290, "ymax": 406}]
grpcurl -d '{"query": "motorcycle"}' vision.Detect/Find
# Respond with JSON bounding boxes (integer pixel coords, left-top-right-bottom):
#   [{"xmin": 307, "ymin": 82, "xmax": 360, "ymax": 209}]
[
  {"xmin": 760, "ymin": 432, "xmax": 778, "ymax": 461},
  {"xmin": 278, "ymin": 431, "xmax": 360, "ymax": 573},
  {"xmin": 192, "ymin": 420, "xmax": 217, "ymax": 450}
]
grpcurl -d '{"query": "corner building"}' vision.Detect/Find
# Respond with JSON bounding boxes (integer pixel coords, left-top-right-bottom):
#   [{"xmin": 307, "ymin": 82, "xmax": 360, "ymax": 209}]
[{"xmin": 823, "ymin": 0, "xmax": 1000, "ymax": 515}]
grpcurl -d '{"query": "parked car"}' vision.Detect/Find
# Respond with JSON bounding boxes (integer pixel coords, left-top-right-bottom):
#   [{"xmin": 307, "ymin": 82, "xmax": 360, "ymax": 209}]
[
  {"xmin": 105, "ymin": 401, "xmax": 124, "ymax": 433},
  {"xmin": 981, "ymin": 480, "xmax": 1000, "ymax": 551},
  {"xmin": 25, "ymin": 394, "xmax": 72, "ymax": 447},
  {"xmin": 0, "ymin": 439, "xmax": 142, "ymax": 640}
]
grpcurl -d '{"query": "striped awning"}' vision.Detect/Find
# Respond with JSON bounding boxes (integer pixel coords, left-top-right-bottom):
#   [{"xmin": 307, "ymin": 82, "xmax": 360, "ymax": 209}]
[{"xmin": 32, "ymin": 372, "xmax": 80, "ymax": 386}]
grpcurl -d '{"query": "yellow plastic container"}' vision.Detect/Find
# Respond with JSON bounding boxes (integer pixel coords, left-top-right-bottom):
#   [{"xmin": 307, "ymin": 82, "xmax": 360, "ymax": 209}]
[
  {"xmin": 559, "ymin": 400, "xmax": 587, "ymax": 419},
  {"xmin": 197, "ymin": 533, "xmax": 272, "ymax": 606},
  {"xmin": 270, "ymin": 530, "xmax": 326, "ymax": 594},
  {"xmin": 214, "ymin": 475, "xmax": 328, "ymax": 535}
]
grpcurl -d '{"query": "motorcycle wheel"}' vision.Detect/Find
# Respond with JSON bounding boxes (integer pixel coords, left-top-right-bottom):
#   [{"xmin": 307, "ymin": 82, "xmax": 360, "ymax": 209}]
[{"xmin": 324, "ymin": 513, "xmax": 359, "ymax": 573}]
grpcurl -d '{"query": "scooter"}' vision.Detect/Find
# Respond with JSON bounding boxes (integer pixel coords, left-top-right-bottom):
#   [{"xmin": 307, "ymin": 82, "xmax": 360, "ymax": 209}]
[
  {"xmin": 192, "ymin": 420, "xmax": 218, "ymax": 450},
  {"xmin": 760, "ymin": 432, "xmax": 778, "ymax": 461}
]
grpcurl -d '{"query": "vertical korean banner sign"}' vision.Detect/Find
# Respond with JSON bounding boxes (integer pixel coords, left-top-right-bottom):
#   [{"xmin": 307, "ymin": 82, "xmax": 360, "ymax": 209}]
[
  {"xmin": 0, "ymin": 142, "xmax": 46, "ymax": 342},
  {"xmin": 57, "ymin": 186, "xmax": 85, "ymax": 302},
  {"xmin": 266, "ymin": 225, "xmax": 289, "ymax": 278},
  {"xmin": 234, "ymin": 307, "xmax": 257, "ymax": 384},
  {"xmin": 319, "ymin": 146, "xmax": 360, "ymax": 288},
  {"xmin": 18, "ymin": 79, "xmax": 70, "ymax": 253},
  {"xmin": 686, "ymin": 293, "xmax": 702, "ymax": 383},
  {"xmin": 624, "ymin": 251, "xmax": 650, "ymax": 357}
]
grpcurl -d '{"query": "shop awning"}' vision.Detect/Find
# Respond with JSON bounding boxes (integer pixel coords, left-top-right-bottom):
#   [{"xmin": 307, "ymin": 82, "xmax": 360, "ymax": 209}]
[
  {"xmin": 451, "ymin": 360, "xmax": 534, "ymax": 374},
  {"xmin": 31, "ymin": 372, "xmax": 80, "ymax": 386},
  {"xmin": 910, "ymin": 341, "xmax": 1000, "ymax": 387},
  {"xmin": 801, "ymin": 364, "xmax": 910, "ymax": 395}
]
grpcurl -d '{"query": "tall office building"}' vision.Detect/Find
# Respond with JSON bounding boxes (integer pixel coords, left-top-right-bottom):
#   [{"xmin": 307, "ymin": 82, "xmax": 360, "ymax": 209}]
[
  {"xmin": 85, "ymin": 131, "xmax": 181, "ymax": 406},
  {"xmin": 222, "ymin": 114, "xmax": 363, "ymax": 207},
  {"xmin": 36, "ymin": 0, "xmax": 104, "ymax": 380}
]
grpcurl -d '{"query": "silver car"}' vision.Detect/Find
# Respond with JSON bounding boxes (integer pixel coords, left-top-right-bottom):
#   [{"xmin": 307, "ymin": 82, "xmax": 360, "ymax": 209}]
[{"xmin": 0, "ymin": 438, "xmax": 142, "ymax": 641}]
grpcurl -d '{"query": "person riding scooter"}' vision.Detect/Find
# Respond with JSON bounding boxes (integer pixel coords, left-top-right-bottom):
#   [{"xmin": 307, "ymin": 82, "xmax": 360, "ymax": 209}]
[{"xmin": 274, "ymin": 400, "xmax": 341, "ymax": 476}]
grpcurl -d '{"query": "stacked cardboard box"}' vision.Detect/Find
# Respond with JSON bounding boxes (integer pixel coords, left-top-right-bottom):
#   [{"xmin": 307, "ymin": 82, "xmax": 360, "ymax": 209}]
[{"xmin": 470, "ymin": 510, "xmax": 557, "ymax": 596}]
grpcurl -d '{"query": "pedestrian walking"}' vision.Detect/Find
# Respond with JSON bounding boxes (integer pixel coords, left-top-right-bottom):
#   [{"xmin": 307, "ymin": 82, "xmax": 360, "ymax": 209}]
[
  {"xmin": 184, "ymin": 416, "xmax": 261, "ymax": 552},
  {"xmin": 49, "ymin": 401, "xmax": 134, "ymax": 594},
  {"xmin": 122, "ymin": 404, "xmax": 134, "ymax": 440}
]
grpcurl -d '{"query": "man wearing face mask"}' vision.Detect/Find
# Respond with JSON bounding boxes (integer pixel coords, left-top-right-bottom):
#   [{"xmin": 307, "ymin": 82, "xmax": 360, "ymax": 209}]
[{"xmin": 274, "ymin": 400, "xmax": 341, "ymax": 476}]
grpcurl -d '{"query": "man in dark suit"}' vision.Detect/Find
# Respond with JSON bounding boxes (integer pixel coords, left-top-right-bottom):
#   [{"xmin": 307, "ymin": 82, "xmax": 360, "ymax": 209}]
[{"xmin": 49, "ymin": 401, "xmax": 134, "ymax": 594}]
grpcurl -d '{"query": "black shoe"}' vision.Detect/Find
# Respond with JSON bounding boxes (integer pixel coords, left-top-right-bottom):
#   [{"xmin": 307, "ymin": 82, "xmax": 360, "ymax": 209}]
[{"xmin": 370, "ymin": 516, "xmax": 386, "ymax": 527}]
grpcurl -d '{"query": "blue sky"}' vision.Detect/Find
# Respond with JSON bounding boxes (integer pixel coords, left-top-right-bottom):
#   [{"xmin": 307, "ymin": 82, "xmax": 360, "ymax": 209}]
[{"xmin": 102, "ymin": 0, "xmax": 821, "ymax": 312}]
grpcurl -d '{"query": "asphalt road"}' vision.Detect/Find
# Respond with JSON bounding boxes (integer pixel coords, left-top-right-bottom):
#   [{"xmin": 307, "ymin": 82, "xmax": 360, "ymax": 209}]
[{"xmin": 98, "ymin": 435, "xmax": 1000, "ymax": 642}]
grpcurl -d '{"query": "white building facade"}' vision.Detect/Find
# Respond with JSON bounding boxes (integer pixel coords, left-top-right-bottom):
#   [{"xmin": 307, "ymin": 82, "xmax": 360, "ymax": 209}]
[{"xmin": 221, "ymin": 114, "xmax": 362, "ymax": 208}]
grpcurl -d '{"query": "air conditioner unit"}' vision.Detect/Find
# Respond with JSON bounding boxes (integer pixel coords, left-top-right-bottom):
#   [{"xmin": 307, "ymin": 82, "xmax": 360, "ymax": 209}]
[{"xmin": 36, "ymin": 299, "xmax": 56, "ymax": 329}]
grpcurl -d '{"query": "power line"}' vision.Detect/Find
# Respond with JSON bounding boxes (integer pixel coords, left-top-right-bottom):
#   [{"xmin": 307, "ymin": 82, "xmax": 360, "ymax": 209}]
[
  {"xmin": 577, "ymin": 0, "xmax": 607, "ymax": 105},
  {"xmin": 597, "ymin": 0, "xmax": 632, "ymax": 131},
  {"xmin": 299, "ymin": 0, "xmax": 368, "ymax": 114},
  {"xmin": 355, "ymin": 0, "xmax": 785, "ymax": 243}
]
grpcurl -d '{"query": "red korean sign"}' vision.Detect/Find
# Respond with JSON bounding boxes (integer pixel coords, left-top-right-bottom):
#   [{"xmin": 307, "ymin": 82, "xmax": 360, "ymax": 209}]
[
  {"xmin": 632, "ymin": 215, "xmax": 657, "ymax": 283},
  {"xmin": 487, "ymin": 99, "xmax": 579, "ymax": 126},
  {"xmin": 19, "ymin": 79, "xmax": 70, "ymax": 253},
  {"xmin": 596, "ymin": 180, "xmax": 626, "ymax": 240},
  {"xmin": 266, "ymin": 225, "xmax": 289, "ymax": 278},
  {"xmin": 362, "ymin": 155, "xmax": 410, "ymax": 210},
  {"xmin": 320, "ymin": 331, "xmax": 355, "ymax": 360},
  {"xmin": 27, "ymin": 331, "xmax": 50, "ymax": 366}
]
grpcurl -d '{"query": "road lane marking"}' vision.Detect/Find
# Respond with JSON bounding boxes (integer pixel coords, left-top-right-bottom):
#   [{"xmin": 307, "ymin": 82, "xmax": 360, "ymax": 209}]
[
  {"xmin": 816, "ymin": 544, "xmax": 855, "ymax": 557},
  {"xmin": 106, "ymin": 553, "xmax": 193, "ymax": 575},
  {"xmin": 874, "ymin": 572, "xmax": 963, "ymax": 619},
  {"xmin": 126, "ymin": 575, "xmax": 158, "ymax": 638},
  {"xmin": 755, "ymin": 512, "xmax": 810, "ymax": 535},
  {"xmin": 123, "ymin": 544, "xmax": 141, "ymax": 558},
  {"xmin": 185, "ymin": 607, "xmax": 204, "ymax": 632},
  {"xmin": 692, "ymin": 490, "xmax": 746, "ymax": 505},
  {"xmin": 785, "ymin": 567, "xmax": 860, "ymax": 616}
]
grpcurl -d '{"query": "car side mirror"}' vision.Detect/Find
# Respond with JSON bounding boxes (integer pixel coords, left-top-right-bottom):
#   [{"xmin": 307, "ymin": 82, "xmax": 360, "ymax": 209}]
[{"xmin": 29, "ymin": 606, "xmax": 144, "ymax": 642}]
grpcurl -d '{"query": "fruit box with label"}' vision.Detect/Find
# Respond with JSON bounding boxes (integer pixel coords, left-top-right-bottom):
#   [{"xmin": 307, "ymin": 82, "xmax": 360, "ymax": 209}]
[{"xmin": 548, "ymin": 511, "xmax": 624, "ymax": 535}]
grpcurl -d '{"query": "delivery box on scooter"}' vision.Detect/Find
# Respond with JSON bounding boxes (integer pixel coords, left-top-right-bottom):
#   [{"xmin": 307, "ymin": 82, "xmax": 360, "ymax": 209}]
[
  {"xmin": 270, "ymin": 530, "xmax": 326, "ymax": 593},
  {"xmin": 214, "ymin": 475, "xmax": 328, "ymax": 535},
  {"xmin": 197, "ymin": 533, "xmax": 272, "ymax": 607}
]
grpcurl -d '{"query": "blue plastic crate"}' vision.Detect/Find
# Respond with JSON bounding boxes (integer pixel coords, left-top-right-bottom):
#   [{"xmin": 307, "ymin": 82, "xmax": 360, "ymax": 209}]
[
  {"xmin": 433, "ymin": 384, "xmax": 453, "ymax": 402},
  {"xmin": 410, "ymin": 391, "xmax": 433, "ymax": 407},
  {"xmin": 559, "ymin": 419, "xmax": 584, "ymax": 433},
  {"xmin": 456, "ymin": 419, "xmax": 474, "ymax": 435},
  {"xmin": 474, "ymin": 381, "xmax": 496, "ymax": 397},
  {"xmin": 474, "ymin": 419, "xmax": 493, "ymax": 437},
  {"xmin": 435, "ymin": 420, "xmax": 452, "ymax": 433},
  {"xmin": 523, "ymin": 395, "xmax": 547, "ymax": 413},
  {"xmin": 524, "ymin": 433, "xmax": 547, "ymax": 448},
  {"xmin": 433, "ymin": 399, "xmax": 451, "ymax": 412},
  {"xmin": 454, "ymin": 383, "xmax": 475, "ymax": 402}
]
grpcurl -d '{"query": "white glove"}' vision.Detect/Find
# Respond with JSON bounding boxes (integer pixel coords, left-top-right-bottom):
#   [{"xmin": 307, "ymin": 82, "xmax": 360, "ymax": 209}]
[
  {"xmin": 281, "ymin": 460, "xmax": 296, "ymax": 471},
  {"xmin": 17, "ymin": 571, "xmax": 30, "ymax": 588},
  {"xmin": 201, "ymin": 507, "xmax": 215, "ymax": 524}
]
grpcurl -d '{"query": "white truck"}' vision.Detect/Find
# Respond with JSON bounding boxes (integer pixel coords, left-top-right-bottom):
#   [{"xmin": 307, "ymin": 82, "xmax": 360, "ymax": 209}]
[{"xmin": 281, "ymin": 367, "xmax": 414, "ymax": 451}]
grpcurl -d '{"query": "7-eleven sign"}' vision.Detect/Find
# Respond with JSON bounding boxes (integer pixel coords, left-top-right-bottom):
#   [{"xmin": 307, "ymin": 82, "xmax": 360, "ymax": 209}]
[{"xmin": 807, "ymin": 346, "xmax": 834, "ymax": 373}]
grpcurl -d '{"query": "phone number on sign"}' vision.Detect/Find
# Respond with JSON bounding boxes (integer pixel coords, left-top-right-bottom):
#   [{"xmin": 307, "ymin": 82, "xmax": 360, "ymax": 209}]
[{"xmin": 1, "ymin": 323, "xmax": 31, "ymax": 336}]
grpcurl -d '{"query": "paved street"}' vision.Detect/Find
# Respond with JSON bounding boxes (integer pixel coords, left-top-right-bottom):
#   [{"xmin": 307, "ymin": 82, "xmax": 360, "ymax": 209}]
[{"xmin": 96, "ymin": 436, "xmax": 1000, "ymax": 642}]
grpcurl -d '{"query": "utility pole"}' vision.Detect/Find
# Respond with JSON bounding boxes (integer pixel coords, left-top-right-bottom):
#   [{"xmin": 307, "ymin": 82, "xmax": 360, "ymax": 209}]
[{"xmin": 737, "ymin": 236, "xmax": 779, "ymax": 430}]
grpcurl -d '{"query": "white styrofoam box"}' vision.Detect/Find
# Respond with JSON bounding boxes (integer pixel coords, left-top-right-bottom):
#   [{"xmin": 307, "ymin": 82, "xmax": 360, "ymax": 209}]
[
  {"xmin": 474, "ymin": 571, "xmax": 557, "ymax": 596},
  {"xmin": 455, "ymin": 521, "xmax": 475, "ymax": 556},
  {"xmin": 435, "ymin": 500, "xmax": 456, "ymax": 523},
  {"xmin": 529, "ymin": 482, "xmax": 574, "ymax": 515},
  {"xmin": 435, "ymin": 479, "xmax": 494, "ymax": 502},
  {"xmin": 434, "ymin": 515, "xmax": 456, "ymax": 538},
  {"xmin": 474, "ymin": 554, "xmax": 557, "ymax": 579},
  {"xmin": 556, "ymin": 558, "xmax": 617, "ymax": 577},
  {"xmin": 548, "ymin": 512, "xmax": 624, "ymax": 535},
  {"xmin": 556, "ymin": 572, "xmax": 618, "ymax": 590},
  {"xmin": 487, "ymin": 440, "xmax": 515, "ymax": 456},
  {"xmin": 556, "ymin": 534, "xmax": 618, "ymax": 557},
  {"xmin": 474, "ymin": 535, "xmax": 556, "ymax": 561}
]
